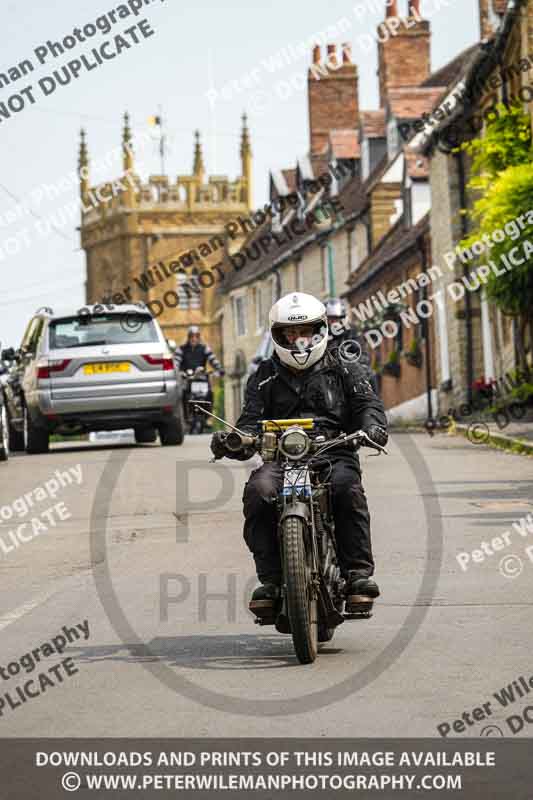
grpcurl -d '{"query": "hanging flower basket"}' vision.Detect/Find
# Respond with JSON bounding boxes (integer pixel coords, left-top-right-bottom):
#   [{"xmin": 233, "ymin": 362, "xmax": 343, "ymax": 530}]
[
  {"xmin": 382, "ymin": 302, "xmax": 409, "ymax": 322},
  {"xmin": 404, "ymin": 338, "xmax": 423, "ymax": 368},
  {"xmin": 383, "ymin": 362, "xmax": 401, "ymax": 378},
  {"xmin": 383, "ymin": 349, "xmax": 401, "ymax": 378}
]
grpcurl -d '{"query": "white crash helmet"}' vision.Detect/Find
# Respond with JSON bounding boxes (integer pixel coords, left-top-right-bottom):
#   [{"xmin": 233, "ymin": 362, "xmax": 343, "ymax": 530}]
[{"xmin": 269, "ymin": 292, "xmax": 328, "ymax": 370}]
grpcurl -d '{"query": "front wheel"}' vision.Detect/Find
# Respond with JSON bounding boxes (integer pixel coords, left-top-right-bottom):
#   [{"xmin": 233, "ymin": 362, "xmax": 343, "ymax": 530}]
[{"xmin": 282, "ymin": 516, "xmax": 318, "ymax": 664}]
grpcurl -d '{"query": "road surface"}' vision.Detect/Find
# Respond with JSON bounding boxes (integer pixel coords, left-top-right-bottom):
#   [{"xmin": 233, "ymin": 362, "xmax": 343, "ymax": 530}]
[{"xmin": 1, "ymin": 431, "xmax": 532, "ymax": 737}]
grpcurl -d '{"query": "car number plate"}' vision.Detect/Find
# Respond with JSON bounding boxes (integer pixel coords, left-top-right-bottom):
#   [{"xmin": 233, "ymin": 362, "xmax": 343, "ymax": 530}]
[
  {"xmin": 84, "ymin": 362, "xmax": 131, "ymax": 375},
  {"xmin": 191, "ymin": 381, "xmax": 209, "ymax": 394}
]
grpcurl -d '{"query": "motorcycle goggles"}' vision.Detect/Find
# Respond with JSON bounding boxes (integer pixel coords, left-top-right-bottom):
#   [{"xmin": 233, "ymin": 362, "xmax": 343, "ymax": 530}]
[{"xmin": 271, "ymin": 320, "xmax": 327, "ymax": 352}]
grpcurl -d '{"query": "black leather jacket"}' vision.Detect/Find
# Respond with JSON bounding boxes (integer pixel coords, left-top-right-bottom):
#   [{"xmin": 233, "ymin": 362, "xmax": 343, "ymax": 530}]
[{"xmin": 235, "ymin": 351, "xmax": 387, "ymax": 440}]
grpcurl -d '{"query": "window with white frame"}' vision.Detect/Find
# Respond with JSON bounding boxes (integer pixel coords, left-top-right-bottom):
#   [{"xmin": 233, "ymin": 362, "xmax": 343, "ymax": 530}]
[
  {"xmin": 177, "ymin": 272, "xmax": 201, "ymax": 310},
  {"xmin": 270, "ymin": 275, "xmax": 277, "ymax": 305},
  {"xmin": 295, "ymin": 259, "xmax": 303, "ymax": 291},
  {"xmin": 321, "ymin": 245, "xmax": 328, "ymax": 293},
  {"xmin": 361, "ymin": 137, "xmax": 370, "ymax": 181},
  {"xmin": 233, "ymin": 294, "xmax": 247, "ymax": 337},
  {"xmin": 321, "ymin": 243, "xmax": 333, "ymax": 295},
  {"xmin": 254, "ymin": 285, "xmax": 263, "ymax": 332}
]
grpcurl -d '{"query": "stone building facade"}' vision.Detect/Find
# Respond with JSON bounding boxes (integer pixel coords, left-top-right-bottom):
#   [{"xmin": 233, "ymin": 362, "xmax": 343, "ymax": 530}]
[
  {"xmin": 417, "ymin": 0, "xmax": 533, "ymax": 410},
  {"xmin": 220, "ymin": 1, "xmax": 447, "ymax": 423},
  {"xmin": 80, "ymin": 113, "xmax": 252, "ymax": 357}
]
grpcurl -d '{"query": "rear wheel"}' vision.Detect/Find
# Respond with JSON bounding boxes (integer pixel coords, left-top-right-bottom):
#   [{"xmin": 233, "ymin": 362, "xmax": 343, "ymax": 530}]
[
  {"xmin": 282, "ymin": 516, "xmax": 318, "ymax": 664},
  {"xmin": 23, "ymin": 406, "xmax": 49, "ymax": 454},
  {"xmin": 159, "ymin": 413, "xmax": 184, "ymax": 446},
  {"xmin": 134, "ymin": 426, "xmax": 157, "ymax": 444},
  {"xmin": 0, "ymin": 403, "xmax": 9, "ymax": 462}
]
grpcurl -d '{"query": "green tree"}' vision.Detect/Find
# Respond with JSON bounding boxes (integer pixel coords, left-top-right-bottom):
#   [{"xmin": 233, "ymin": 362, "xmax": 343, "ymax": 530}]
[{"xmin": 460, "ymin": 103, "xmax": 533, "ymax": 367}]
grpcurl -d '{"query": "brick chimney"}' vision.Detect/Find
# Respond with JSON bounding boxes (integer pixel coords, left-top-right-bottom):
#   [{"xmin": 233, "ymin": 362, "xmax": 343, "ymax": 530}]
[
  {"xmin": 478, "ymin": 0, "xmax": 507, "ymax": 40},
  {"xmin": 377, "ymin": 1, "xmax": 431, "ymax": 108},
  {"xmin": 308, "ymin": 43, "xmax": 359, "ymax": 156}
]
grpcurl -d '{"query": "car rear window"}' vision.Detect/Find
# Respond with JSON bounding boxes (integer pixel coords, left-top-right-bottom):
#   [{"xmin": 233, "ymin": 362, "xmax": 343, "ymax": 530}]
[{"xmin": 49, "ymin": 314, "xmax": 160, "ymax": 348}]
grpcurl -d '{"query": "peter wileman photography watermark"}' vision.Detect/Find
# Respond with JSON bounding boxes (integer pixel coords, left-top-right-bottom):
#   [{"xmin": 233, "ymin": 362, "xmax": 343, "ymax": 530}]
[
  {"xmin": 0, "ymin": 130, "xmax": 153, "ymax": 264},
  {"xmin": 0, "ymin": 464, "xmax": 83, "ymax": 557},
  {"xmin": 160, "ymin": 572, "xmax": 258, "ymax": 623},
  {"xmin": 425, "ymin": 366, "xmax": 533, "ymax": 441},
  {"xmin": 0, "ymin": 0, "xmax": 165, "ymax": 125},
  {"xmin": 352, "ymin": 211, "xmax": 533, "ymax": 350},
  {"xmin": 0, "ymin": 620, "xmax": 90, "ymax": 718},
  {"xmin": 456, "ymin": 512, "xmax": 533, "ymax": 577},
  {"xmin": 206, "ymin": 0, "xmax": 457, "ymax": 117},
  {"xmin": 437, "ymin": 668, "xmax": 533, "ymax": 738}
]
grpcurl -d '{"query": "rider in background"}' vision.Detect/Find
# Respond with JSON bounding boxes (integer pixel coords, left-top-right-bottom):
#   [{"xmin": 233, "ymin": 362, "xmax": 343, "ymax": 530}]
[
  {"xmin": 174, "ymin": 325, "xmax": 224, "ymax": 374},
  {"xmin": 210, "ymin": 292, "xmax": 388, "ymax": 617},
  {"xmin": 325, "ymin": 298, "xmax": 378, "ymax": 394},
  {"xmin": 175, "ymin": 326, "xmax": 224, "ymax": 422}
]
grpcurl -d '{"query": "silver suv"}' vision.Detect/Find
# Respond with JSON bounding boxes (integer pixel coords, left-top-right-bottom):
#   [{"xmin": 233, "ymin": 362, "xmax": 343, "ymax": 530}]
[{"xmin": 13, "ymin": 304, "xmax": 183, "ymax": 453}]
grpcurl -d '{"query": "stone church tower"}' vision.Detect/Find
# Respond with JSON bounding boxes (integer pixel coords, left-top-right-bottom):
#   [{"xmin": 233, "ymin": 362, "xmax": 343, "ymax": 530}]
[{"xmin": 79, "ymin": 113, "xmax": 252, "ymax": 355}]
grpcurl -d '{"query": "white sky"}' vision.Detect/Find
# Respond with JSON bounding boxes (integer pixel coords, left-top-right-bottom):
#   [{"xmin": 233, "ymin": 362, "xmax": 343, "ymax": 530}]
[{"xmin": 0, "ymin": 0, "xmax": 479, "ymax": 346}]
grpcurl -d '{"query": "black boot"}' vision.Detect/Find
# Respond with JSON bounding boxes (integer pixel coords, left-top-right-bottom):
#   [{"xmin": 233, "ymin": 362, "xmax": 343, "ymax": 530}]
[
  {"xmin": 345, "ymin": 573, "xmax": 380, "ymax": 615},
  {"xmin": 249, "ymin": 582, "xmax": 281, "ymax": 619}
]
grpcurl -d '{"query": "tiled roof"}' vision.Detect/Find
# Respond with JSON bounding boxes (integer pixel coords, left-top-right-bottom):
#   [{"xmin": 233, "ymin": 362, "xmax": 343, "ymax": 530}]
[
  {"xmin": 221, "ymin": 209, "xmax": 321, "ymax": 293},
  {"xmin": 388, "ymin": 87, "xmax": 447, "ymax": 119},
  {"xmin": 328, "ymin": 129, "xmax": 360, "ymax": 159},
  {"xmin": 310, "ymin": 153, "xmax": 330, "ymax": 180},
  {"xmin": 337, "ymin": 173, "xmax": 366, "ymax": 218},
  {"xmin": 344, "ymin": 213, "xmax": 430, "ymax": 294},
  {"xmin": 281, "ymin": 168, "xmax": 297, "ymax": 193},
  {"xmin": 360, "ymin": 110, "xmax": 386, "ymax": 138},
  {"xmin": 421, "ymin": 44, "xmax": 481, "ymax": 88}
]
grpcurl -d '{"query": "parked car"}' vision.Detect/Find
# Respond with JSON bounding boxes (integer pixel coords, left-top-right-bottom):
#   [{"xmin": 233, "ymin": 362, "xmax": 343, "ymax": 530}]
[
  {"xmin": 1, "ymin": 345, "xmax": 25, "ymax": 452},
  {"xmin": 0, "ymin": 358, "xmax": 9, "ymax": 462},
  {"xmin": 9, "ymin": 304, "xmax": 184, "ymax": 453}
]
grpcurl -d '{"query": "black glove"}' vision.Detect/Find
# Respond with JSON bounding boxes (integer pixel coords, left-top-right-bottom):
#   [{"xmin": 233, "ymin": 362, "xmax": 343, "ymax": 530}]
[
  {"xmin": 210, "ymin": 431, "xmax": 228, "ymax": 460},
  {"xmin": 218, "ymin": 368, "xmax": 225, "ymax": 377},
  {"xmin": 365, "ymin": 424, "xmax": 388, "ymax": 447}
]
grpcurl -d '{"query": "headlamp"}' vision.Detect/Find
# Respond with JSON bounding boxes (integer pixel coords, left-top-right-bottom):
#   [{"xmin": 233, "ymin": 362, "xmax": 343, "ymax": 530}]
[{"xmin": 279, "ymin": 427, "xmax": 310, "ymax": 460}]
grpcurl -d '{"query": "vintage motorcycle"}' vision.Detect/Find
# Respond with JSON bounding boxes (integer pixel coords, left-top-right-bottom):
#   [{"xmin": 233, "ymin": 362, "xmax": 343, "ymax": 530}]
[{"xmin": 203, "ymin": 408, "xmax": 387, "ymax": 664}]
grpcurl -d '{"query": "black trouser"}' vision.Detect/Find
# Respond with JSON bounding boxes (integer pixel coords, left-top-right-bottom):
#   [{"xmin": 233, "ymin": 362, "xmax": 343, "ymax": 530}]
[{"xmin": 242, "ymin": 453, "xmax": 374, "ymax": 583}]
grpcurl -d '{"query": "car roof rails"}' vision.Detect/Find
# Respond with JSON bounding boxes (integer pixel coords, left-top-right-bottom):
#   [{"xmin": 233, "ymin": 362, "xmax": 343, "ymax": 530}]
[{"xmin": 35, "ymin": 306, "xmax": 54, "ymax": 315}]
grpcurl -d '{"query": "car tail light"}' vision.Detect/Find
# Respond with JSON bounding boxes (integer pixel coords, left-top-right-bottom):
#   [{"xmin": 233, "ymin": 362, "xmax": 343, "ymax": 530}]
[
  {"xmin": 37, "ymin": 359, "xmax": 71, "ymax": 379},
  {"xmin": 141, "ymin": 354, "xmax": 174, "ymax": 371}
]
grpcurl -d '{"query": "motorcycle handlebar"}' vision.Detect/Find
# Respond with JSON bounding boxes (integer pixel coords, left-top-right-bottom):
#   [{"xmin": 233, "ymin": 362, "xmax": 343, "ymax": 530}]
[
  {"xmin": 225, "ymin": 431, "xmax": 257, "ymax": 452},
  {"xmin": 222, "ymin": 428, "xmax": 387, "ymax": 458}
]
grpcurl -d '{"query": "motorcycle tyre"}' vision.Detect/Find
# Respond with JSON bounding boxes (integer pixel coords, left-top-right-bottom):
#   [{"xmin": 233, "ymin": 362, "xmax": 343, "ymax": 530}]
[{"xmin": 282, "ymin": 516, "xmax": 318, "ymax": 665}]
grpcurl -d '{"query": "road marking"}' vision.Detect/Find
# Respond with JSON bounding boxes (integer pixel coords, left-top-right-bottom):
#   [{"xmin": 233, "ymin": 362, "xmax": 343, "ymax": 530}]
[{"xmin": 0, "ymin": 588, "xmax": 59, "ymax": 632}]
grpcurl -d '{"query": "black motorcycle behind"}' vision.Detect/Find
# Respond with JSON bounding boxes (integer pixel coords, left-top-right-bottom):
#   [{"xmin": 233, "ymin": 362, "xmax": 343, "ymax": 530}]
[{"xmin": 182, "ymin": 368, "xmax": 214, "ymax": 434}]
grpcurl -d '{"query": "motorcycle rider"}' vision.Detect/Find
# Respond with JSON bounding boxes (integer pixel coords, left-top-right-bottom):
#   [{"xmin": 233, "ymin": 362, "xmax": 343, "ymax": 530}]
[
  {"xmin": 210, "ymin": 292, "xmax": 388, "ymax": 615},
  {"xmin": 325, "ymin": 298, "xmax": 378, "ymax": 394},
  {"xmin": 175, "ymin": 326, "xmax": 224, "ymax": 420},
  {"xmin": 174, "ymin": 325, "xmax": 224, "ymax": 374}
]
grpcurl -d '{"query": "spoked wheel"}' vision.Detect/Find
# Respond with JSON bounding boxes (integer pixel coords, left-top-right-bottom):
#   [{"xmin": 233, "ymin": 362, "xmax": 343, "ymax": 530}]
[{"xmin": 282, "ymin": 516, "xmax": 318, "ymax": 664}]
